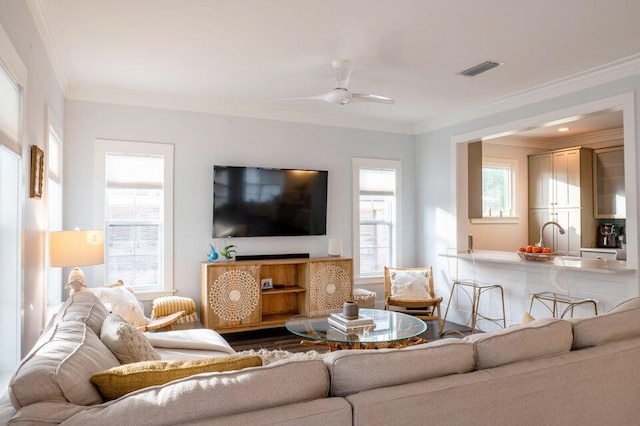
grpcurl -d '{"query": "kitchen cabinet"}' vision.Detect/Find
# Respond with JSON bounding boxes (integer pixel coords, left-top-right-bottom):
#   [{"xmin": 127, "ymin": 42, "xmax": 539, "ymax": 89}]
[
  {"xmin": 528, "ymin": 147, "xmax": 596, "ymax": 255},
  {"xmin": 593, "ymin": 146, "xmax": 625, "ymax": 219}
]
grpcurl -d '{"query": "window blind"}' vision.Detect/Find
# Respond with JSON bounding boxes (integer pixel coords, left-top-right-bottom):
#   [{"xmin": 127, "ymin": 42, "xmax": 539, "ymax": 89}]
[
  {"xmin": 106, "ymin": 154, "xmax": 164, "ymax": 189},
  {"xmin": 0, "ymin": 64, "xmax": 21, "ymax": 150},
  {"xmin": 359, "ymin": 168, "xmax": 395, "ymax": 196}
]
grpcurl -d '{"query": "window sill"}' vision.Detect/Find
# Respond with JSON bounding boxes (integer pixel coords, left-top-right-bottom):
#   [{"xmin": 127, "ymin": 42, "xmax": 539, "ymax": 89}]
[
  {"xmin": 470, "ymin": 217, "xmax": 520, "ymax": 224},
  {"xmin": 355, "ymin": 276, "xmax": 383, "ymax": 286},
  {"xmin": 134, "ymin": 289, "xmax": 177, "ymax": 301}
]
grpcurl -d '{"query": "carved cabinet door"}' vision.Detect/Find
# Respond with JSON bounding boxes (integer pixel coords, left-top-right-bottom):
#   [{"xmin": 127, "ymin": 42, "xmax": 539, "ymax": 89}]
[
  {"xmin": 308, "ymin": 259, "xmax": 353, "ymax": 312},
  {"xmin": 203, "ymin": 264, "xmax": 261, "ymax": 328}
]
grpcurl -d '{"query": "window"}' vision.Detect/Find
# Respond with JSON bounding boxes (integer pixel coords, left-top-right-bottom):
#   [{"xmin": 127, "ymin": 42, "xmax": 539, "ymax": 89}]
[
  {"xmin": 353, "ymin": 158, "xmax": 401, "ymax": 279},
  {"xmin": 0, "ymin": 24, "xmax": 25, "ymax": 386},
  {"xmin": 482, "ymin": 158, "xmax": 516, "ymax": 217},
  {"xmin": 46, "ymin": 109, "xmax": 63, "ymax": 305},
  {"xmin": 0, "ymin": 62, "xmax": 21, "ymax": 154},
  {"xmin": 95, "ymin": 140, "xmax": 174, "ymax": 299}
]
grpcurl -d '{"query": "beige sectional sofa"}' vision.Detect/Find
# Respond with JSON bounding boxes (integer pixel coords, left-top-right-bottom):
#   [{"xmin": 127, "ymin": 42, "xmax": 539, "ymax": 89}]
[{"xmin": 2, "ymin": 294, "xmax": 640, "ymax": 425}]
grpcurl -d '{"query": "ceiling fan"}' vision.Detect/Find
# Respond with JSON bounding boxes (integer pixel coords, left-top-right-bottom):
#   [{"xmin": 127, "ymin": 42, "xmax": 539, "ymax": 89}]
[{"xmin": 276, "ymin": 59, "xmax": 395, "ymax": 105}]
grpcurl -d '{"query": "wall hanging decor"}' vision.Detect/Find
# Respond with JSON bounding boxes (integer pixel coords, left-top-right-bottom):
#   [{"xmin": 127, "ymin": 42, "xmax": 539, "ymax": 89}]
[{"xmin": 30, "ymin": 145, "xmax": 44, "ymax": 199}]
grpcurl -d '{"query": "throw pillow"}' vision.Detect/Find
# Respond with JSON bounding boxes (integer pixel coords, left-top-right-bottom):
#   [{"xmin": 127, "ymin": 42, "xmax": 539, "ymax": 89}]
[
  {"xmin": 100, "ymin": 313, "xmax": 161, "ymax": 364},
  {"xmin": 91, "ymin": 285, "xmax": 148, "ymax": 327},
  {"xmin": 389, "ymin": 269, "xmax": 431, "ymax": 299},
  {"xmin": 90, "ymin": 355, "xmax": 262, "ymax": 400}
]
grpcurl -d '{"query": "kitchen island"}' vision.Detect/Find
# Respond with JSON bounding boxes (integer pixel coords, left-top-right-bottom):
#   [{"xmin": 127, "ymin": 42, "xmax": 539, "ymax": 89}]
[{"xmin": 439, "ymin": 250, "xmax": 635, "ymax": 331}]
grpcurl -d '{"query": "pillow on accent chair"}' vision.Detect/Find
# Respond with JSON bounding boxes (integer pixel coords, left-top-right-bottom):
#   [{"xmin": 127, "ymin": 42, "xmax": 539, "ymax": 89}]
[
  {"xmin": 389, "ymin": 269, "xmax": 431, "ymax": 299},
  {"xmin": 91, "ymin": 285, "xmax": 149, "ymax": 328},
  {"xmin": 100, "ymin": 313, "xmax": 161, "ymax": 364},
  {"xmin": 90, "ymin": 355, "xmax": 262, "ymax": 400}
]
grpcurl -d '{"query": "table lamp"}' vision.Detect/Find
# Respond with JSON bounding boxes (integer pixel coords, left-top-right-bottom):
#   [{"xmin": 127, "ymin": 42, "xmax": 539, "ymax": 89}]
[{"xmin": 49, "ymin": 229, "xmax": 105, "ymax": 291}]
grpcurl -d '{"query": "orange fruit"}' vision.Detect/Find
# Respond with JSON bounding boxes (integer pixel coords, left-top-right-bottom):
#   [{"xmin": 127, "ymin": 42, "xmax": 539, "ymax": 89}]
[
  {"xmin": 532, "ymin": 246, "xmax": 543, "ymax": 253},
  {"xmin": 525, "ymin": 245, "xmax": 534, "ymax": 253},
  {"xmin": 542, "ymin": 247, "xmax": 552, "ymax": 253},
  {"xmin": 517, "ymin": 246, "xmax": 526, "ymax": 252}
]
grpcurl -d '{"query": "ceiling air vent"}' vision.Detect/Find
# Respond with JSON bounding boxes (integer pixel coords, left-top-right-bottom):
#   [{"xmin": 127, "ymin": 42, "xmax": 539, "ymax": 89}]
[{"xmin": 458, "ymin": 61, "xmax": 503, "ymax": 77}]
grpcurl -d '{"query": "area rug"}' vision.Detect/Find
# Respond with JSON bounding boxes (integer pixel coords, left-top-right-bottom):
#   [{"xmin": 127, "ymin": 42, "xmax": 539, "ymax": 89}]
[{"xmin": 235, "ymin": 348, "xmax": 325, "ymax": 365}]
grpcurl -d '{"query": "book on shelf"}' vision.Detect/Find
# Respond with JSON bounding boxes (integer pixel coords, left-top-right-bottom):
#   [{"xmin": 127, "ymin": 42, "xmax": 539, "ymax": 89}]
[
  {"xmin": 329, "ymin": 312, "xmax": 375, "ymax": 327},
  {"xmin": 328, "ymin": 316, "xmax": 375, "ymax": 333}
]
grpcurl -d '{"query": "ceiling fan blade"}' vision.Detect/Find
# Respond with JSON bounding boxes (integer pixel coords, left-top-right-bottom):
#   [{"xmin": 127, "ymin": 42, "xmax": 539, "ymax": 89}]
[
  {"xmin": 350, "ymin": 93, "xmax": 395, "ymax": 104},
  {"xmin": 332, "ymin": 59, "xmax": 353, "ymax": 89},
  {"xmin": 275, "ymin": 89, "xmax": 348, "ymax": 104}
]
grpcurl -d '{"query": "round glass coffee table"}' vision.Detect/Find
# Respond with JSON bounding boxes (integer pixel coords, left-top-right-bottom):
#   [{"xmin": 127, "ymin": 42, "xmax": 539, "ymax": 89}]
[{"xmin": 285, "ymin": 308, "xmax": 427, "ymax": 350}]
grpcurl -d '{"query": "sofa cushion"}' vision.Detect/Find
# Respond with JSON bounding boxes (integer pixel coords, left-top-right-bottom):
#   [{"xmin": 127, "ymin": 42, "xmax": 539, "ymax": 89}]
[
  {"xmin": 54, "ymin": 291, "xmax": 109, "ymax": 335},
  {"xmin": 323, "ymin": 339, "xmax": 475, "ymax": 397},
  {"xmin": 91, "ymin": 355, "xmax": 262, "ymax": 400},
  {"xmin": 100, "ymin": 313, "xmax": 161, "ymax": 364},
  {"xmin": 8, "ymin": 321, "xmax": 120, "ymax": 409},
  {"xmin": 464, "ymin": 318, "xmax": 573, "ymax": 370},
  {"xmin": 569, "ymin": 297, "xmax": 640, "ymax": 349},
  {"xmin": 91, "ymin": 285, "xmax": 148, "ymax": 327},
  {"xmin": 61, "ymin": 360, "xmax": 330, "ymax": 425}
]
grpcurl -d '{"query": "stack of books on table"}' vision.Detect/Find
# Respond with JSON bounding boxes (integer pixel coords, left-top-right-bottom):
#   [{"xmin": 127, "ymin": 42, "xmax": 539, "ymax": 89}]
[{"xmin": 328, "ymin": 312, "xmax": 375, "ymax": 332}]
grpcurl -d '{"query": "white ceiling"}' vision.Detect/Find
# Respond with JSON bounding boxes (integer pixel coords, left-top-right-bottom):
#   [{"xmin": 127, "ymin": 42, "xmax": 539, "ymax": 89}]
[{"xmin": 27, "ymin": 0, "xmax": 640, "ymax": 134}]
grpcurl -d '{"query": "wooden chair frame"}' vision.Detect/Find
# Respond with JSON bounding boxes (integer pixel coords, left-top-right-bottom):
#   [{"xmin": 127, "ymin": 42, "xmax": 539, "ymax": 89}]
[{"xmin": 384, "ymin": 266, "xmax": 443, "ymax": 334}]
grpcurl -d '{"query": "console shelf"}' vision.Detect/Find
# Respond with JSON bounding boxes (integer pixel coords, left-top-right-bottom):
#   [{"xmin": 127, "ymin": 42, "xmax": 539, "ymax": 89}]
[{"xmin": 200, "ymin": 257, "xmax": 352, "ymax": 334}]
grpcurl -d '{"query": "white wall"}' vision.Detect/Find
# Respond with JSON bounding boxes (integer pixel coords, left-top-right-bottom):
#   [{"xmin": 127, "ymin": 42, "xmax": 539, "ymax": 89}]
[
  {"xmin": 0, "ymin": 0, "xmax": 65, "ymax": 355},
  {"xmin": 417, "ymin": 78, "xmax": 640, "ymax": 307},
  {"xmin": 63, "ymin": 100, "xmax": 416, "ymax": 306}
]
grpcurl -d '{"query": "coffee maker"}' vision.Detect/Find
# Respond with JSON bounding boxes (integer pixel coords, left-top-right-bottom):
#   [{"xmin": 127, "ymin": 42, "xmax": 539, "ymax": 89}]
[{"xmin": 597, "ymin": 223, "xmax": 619, "ymax": 248}]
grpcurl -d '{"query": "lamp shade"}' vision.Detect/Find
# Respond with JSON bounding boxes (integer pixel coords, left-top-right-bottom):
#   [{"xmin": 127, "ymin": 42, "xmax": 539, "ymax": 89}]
[{"xmin": 49, "ymin": 230, "xmax": 105, "ymax": 267}]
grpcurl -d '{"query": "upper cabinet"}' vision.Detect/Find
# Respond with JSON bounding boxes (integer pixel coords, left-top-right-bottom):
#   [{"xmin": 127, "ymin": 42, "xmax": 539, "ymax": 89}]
[
  {"xmin": 528, "ymin": 147, "xmax": 595, "ymax": 254},
  {"xmin": 593, "ymin": 146, "xmax": 625, "ymax": 219}
]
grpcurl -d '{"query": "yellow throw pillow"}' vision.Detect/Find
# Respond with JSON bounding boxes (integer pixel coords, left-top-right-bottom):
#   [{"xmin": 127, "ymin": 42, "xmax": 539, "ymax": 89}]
[{"xmin": 90, "ymin": 355, "xmax": 262, "ymax": 400}]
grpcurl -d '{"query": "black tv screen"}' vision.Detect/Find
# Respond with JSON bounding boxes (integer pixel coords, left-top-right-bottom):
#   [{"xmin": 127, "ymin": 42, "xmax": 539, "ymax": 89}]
[{"xmin": 212, "ymin": 166, "xmax": 328, "ymax": 237}]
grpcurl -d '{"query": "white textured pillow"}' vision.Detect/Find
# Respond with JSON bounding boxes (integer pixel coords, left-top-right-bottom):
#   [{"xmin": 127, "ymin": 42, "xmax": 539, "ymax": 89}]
[
  {"xmin": 101, "ymin": 314, "xmax": 161, "ymax": 364},
  {"xmin": 389, "ymin": 269, "xmax": 431, "ymax": 299},
  {"xmin": 91, "ymin": 286, "xmax": 149, "ymax": 327}
]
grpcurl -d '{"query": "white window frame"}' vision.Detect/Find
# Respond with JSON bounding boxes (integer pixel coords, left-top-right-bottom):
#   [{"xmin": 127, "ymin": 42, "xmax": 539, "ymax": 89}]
[
  {"xmin": 94, "ymin": 139, "xmax": 174, "ymax": 300},
  {"xmin": 0, "ymin": 23, "xmax": 25, "ymax": 385},
  {"xmin": 46, "ymin": 107, "xmax": 63, "ymax": 307},
  {"xmin": 482, "ymin": 157, "xmax": 517, "ymax": 218},
  {"xmin": 352, "ymin": 158, "xmax": 402, "ymax": 283}
]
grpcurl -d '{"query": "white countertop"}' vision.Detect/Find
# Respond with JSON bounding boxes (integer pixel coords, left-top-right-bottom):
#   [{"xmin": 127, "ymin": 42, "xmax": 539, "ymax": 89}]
[{"xmin": 443, "ymin": 250, "xmax": 633, "ymax": 273}]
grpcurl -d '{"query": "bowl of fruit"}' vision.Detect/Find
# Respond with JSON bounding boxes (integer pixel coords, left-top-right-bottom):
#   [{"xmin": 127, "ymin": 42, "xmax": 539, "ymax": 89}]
[{"xmin": 516, "ymin": 245, "xmax": 557, "ymax": 262}]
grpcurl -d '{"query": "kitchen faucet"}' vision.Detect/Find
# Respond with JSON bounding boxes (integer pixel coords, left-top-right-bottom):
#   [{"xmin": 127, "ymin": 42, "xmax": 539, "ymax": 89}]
[{"xmin": 537, "ymin": 221, "xmax": 565, "ymax": 248}]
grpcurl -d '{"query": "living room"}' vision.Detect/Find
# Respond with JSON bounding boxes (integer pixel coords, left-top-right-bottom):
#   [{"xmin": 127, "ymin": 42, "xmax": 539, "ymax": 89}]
[{"xmin": 3, "ymin": 2, "xmax": 640, "ymax": 422}]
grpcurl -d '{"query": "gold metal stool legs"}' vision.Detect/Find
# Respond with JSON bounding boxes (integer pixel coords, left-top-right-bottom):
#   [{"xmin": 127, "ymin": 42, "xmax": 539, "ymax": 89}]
[
  {"xmin": 440, "ymin": 280, "xmax": 506, "ymax": 336},
  {"xmin": 529, "ymin": 293, "xmax": 598, "ymax": 319}
]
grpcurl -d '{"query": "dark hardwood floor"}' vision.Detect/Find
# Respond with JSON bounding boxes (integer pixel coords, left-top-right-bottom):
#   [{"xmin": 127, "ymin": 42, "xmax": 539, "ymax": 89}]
[{"xmin": 224, "ymin": 320, "xmax": 470, "ymax": 353}]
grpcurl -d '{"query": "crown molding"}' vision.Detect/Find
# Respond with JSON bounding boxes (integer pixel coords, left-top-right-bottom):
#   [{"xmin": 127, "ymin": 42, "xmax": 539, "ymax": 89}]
[
  {"xmin": 66, "ymin": 85, "xmax": 416, "ymax": 135},
  {"xmin": 26, "ymin": 0, "xmax": 640, "ymax": 137},
  {"xmin": 415, "ymin": 54, "xmax": 640, "ymax": 135},
  {"xmin": 26, "ymin": 0, "xmax": 75, "ymax": 92}
]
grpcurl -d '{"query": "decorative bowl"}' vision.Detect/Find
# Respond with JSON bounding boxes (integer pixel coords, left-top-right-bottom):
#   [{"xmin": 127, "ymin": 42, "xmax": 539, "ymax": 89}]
[{"xmin": 516, "ymin": 251, "xmax": 557, "ymax": 262}]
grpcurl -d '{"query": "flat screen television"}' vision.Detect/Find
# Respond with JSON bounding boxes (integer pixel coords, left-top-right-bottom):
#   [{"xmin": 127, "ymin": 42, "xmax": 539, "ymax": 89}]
[{"xmin": 212, "ymin": 165, "xmax": 328, "ymax": 237}]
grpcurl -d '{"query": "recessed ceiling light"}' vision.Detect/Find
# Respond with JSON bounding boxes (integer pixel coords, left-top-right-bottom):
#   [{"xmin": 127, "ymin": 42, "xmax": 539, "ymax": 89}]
[{"xmin": 558, "ymin": 127, "xmax": 570, "ymax": 132}]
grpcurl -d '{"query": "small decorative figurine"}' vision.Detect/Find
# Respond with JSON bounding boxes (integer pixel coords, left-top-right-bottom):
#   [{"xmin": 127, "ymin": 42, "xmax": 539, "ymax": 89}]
[
  {"xmin": 208, "ymin": 243, "xmax": 219, "ymax": 262},
  {"xmin": 221, "ymin": 244, "xmax": 237, "ymax": 260}
]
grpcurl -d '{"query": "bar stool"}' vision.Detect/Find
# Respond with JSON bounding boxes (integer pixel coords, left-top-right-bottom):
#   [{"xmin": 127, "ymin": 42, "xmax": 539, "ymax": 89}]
[
  {"xmin": 528, "ymin": 255, "xmax": 598, "ymax": 318},
  {"xmin": 441, "ymin": 248, "xmax": 506, "ymax": 336}
]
